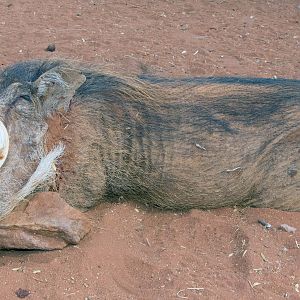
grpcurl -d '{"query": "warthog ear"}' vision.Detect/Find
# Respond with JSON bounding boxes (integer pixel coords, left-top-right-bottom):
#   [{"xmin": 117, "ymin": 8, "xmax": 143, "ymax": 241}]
[{"xmin": 33, "ymin": 67, "xmax": 86, "ymax": 116}]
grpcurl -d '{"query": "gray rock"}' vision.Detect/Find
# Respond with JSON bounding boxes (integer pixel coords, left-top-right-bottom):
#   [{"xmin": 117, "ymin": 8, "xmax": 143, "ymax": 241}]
[{"xmin": 279, "ymin": 224, "xmax": 296, "ymax": 234}]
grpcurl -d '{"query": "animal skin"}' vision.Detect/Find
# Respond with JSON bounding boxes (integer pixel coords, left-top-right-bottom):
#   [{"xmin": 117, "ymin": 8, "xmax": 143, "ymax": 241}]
[{"xmin": 0, "ymin": 60, "xmax": 299, "ymax": 219}]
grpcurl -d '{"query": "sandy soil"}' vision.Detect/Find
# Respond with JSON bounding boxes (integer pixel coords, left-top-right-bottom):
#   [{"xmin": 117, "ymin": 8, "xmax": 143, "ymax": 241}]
[{"xmin": 0, "ymin": 0, "xmax": 299, "ymax": 299}]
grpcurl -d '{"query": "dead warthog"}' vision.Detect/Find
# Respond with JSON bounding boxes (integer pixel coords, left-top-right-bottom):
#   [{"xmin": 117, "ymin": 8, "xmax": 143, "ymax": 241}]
[{"xmin": 0, "ymin": 59, "xmax": 299, "ymax": 219}]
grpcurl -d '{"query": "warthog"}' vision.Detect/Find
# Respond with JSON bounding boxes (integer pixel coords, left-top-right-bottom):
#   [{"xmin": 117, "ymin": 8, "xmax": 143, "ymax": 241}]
[{"xmin": 0, "ymin": 60, "xmax": 299, "ymax": 219}]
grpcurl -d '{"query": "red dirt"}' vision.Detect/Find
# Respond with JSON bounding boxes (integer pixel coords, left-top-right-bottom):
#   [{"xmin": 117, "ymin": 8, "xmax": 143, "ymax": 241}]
[{"xmin": 0, "ymin": 1, "xmax": 299, "ymax": 299}]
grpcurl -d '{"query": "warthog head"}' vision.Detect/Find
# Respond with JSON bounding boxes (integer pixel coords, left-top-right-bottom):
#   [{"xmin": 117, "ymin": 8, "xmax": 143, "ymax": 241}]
[{"xmin": 0, "ymin": 60, "xmax": 86, "ymax": 218}]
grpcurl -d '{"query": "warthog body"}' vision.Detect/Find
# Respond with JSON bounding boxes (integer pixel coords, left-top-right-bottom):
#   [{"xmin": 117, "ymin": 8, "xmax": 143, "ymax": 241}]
[{"xmin": 0, "ymin": 60, "xmax": 299, "ymax": 219}]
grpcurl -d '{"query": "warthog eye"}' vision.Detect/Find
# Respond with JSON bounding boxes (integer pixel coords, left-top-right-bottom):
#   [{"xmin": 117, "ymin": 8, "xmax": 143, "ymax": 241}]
[
  {"xmin": 20, "ymin": 94, "xmax": 31, "ymax": 102},
  {"xmin": 0, "ymin": 120, "xmax": 9, "ymax": 168},
  {"xmin": 8, "ymin": 94, "xmax": 31, "ymax": 108}
]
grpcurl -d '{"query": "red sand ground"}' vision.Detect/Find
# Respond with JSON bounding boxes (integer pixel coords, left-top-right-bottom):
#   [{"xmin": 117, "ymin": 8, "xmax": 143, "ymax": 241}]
[{"xmin": 0, "ymin": 1, "xmax": 299, "ymax": 299}]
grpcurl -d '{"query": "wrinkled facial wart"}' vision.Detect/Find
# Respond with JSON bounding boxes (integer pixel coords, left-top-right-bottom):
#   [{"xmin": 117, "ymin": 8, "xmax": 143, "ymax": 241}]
[{"xmin": 0, "ymin": 120, "xmax": 9, "ymax": 168}]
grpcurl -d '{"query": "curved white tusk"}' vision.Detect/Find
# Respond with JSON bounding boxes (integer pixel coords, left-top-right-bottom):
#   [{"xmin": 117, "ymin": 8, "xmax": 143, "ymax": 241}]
[{"xmin": 0, "ymin": 120, "xmax": 9, "ymax": 168}]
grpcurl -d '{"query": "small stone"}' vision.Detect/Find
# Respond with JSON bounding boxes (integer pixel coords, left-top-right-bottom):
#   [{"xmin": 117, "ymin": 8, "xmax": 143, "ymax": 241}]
[
  {"xmin": 279, "ymin": 224, "xmax": 296, "ymax": 234},
  {"xmin": 287, "ymin": 166, "xmax": 297, "ymax": 177},
  {"xmin": 258, "ymin": 219, "xmax": 272, "ymax": 229},
  {"xmin": 179, "ymin": 24, "xmax": 189, "ymax": 31},
  {"xmin": 45, "ymin": 43, "xmax": 56, "ymax": 52},
  {"xmin": 15, "ymin": 288, "xmax": 30, "ymax": 298}
]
